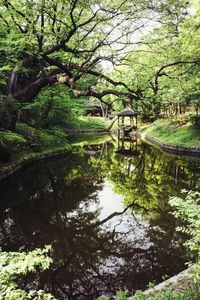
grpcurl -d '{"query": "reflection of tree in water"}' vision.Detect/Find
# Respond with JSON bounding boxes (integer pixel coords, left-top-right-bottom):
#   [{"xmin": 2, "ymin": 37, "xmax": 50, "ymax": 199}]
[
  {"xmin": 109, "ymin": 141, "xmax": 200, "ymax": 215},
  {"xmin": 0, "ymin": 140, "xmax": 199, "ymax": 299}
]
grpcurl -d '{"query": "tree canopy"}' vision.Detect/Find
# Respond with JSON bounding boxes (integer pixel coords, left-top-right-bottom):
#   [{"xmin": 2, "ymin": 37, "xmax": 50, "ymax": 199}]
[{"xmin": 0, "ymin": 0, "xmax": 199, "ymax": 128}]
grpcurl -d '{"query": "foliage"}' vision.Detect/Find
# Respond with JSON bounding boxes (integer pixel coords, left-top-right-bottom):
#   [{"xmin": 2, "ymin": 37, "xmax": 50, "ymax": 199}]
[
  {"xmin": 16, "ymin": 123, "xmax": 68, "ymax": 148},
  {"xmin": 98, "ymin": 290, "xmax": 128, "ymax": 300},
  {"xmin": 169, "ymin": 190, "xmax": 200, "ymax": 256},
  {"xmin": 0, "ymin": 129, "xmax": 27, "ymax": 148},
  {"xmin": 20, "ymin": 83, "xmax": 106, "ymax": 131},
  {"xmin": 0, "ymin": 0, "xmax": 197, "ymax": 126},
  {"xmin": 0, "ymin": 0, "xmax": 164, "ymax": 109},
  {"xmin": 65, "ymin": 116, "xmax": 106, "ymax": 130},
  {"xmin": 22, "ymin": 84, "xmax": 87, "ymax": 128},
  {"xmin": 0, "ymin": 0, "xmax": 199, "ymax": 133},
  {"xmin": 0, "ymin": 246, "xmax": 55, "ymax": 299},
  {"xmin": 98, "ymin": 287, "xmax": 200, "ymax": 299},
  {"xmin": 132, "ymin": 287, "xmax": 200, "ymax": 300},
  {"xmin": 0, "ymin": 123, "xmax": 70, "ymax": 165},
  {"xmin": 0, "ymin": 96, "xmax": 19, "ymax": 129},
  {"xmin": 111, "ymin": 2, "xmax": 200, "ymax": 119}
]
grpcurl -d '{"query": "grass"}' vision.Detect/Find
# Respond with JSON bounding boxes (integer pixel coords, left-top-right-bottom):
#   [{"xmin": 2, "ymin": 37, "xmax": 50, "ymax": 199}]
[
  {"xmin": 16, "ymin": 123, "xmax": 68, "ymax": 148},
  {"xmin": 141, "ymin": 119, "xmax": 200, "ymax": 148},
  {"xmin": 64, "ymin": 116, "xmax": 107, "ymax": 130}
]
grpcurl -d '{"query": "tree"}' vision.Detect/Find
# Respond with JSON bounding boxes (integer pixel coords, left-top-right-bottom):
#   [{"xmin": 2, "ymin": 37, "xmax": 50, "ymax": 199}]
[
  {"xmin": 0, "ymin": 0, "xmax": 145, "ymax": 127},
  {"xmin": 111, "ymin": 1, "xmax": 200, "ymax": 119},
  {"xmin": 0, "ymin": 0, "xmax": 194, "ymax": 129}
]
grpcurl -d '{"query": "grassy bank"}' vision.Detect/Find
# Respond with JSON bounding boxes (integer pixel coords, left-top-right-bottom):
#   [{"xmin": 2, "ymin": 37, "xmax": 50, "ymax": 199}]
[
  {"xmin": 0, "ymin": 123, "xmax": 71, "ymax": 174},
  {"xmin": 0, "ymin": 119, "xmax": 109, "ymax": 179},
  {"xmin": 0, "ymin": 116, "xmax": 107, "ymax": 160},
  {"xmin": 63, "ymin": 116, "xmax": 107, "ymax": 130},
  {"xmin": 141, "ymin": 119, "xmax": 200, "ymax": 149}
]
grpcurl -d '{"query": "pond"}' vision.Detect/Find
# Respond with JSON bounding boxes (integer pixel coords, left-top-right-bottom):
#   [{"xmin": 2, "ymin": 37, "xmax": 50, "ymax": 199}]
[{"xmin": 0, "ymin": 135, "xmax": 200, "ymax": 299}]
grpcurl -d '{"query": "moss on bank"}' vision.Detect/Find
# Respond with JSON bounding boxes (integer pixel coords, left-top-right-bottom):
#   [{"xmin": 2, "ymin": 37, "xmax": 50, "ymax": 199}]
[{"xmin": 141, "ymin": 120, "xmax": 200, "ymax": 149}]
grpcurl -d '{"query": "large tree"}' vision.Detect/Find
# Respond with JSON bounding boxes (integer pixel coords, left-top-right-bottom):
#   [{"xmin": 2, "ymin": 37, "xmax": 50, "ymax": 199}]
[
  {"xmin": 0, "ymin": 0, "xmax": 148, "ymax": 101},
  {"xmin": 0, "ymin": 0, "xmax": 195, "ymax": 128}
]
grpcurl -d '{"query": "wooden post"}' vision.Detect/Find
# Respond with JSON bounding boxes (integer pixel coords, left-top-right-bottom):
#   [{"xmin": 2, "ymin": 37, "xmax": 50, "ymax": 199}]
[
  {"xmin": 122, "ymin": 129, "xmax": 125, "ymax": 150},
  {"xmin": 122, "ymin": 128, "xmax": 124, "ymax": 140}
]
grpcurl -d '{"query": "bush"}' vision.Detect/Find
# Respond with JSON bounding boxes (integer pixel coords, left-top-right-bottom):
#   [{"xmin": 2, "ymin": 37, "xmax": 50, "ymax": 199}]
[
  {"xmin": 0, "ymin": 246, "xmax": 55, "ymax": 299},
  {"xmin": 16, "ymin": 123, "xmax": 69, "ymax": 149},
  {"xmin": 169, "ymin": 190, "xmax": 200, "ymax": 289}
]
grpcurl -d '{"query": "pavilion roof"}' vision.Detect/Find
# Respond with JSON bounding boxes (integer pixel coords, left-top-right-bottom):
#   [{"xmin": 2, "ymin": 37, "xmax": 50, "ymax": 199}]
[{"xmin": 116, "ymin": 107, "xmax": 139, "ymax": 117}]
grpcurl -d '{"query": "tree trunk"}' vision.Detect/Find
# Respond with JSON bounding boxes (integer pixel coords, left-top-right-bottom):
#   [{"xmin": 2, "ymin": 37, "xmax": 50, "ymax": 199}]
[
  {"xmin": 7, "ymin": 69, "xmax": 20, "ymax": 96},
  {"xmin": 14, "ymin": 75, "xmax": 58, "ymax": 103},
  {"xmin": 100, "ymin": 101, "xmax": 105, "ymax": 118}
]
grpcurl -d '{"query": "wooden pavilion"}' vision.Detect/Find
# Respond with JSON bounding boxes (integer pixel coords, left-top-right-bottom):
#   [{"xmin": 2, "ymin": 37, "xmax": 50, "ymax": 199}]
[{"xmin": 116, "ymin": 107, "xmax": 139, "ymax": 140}]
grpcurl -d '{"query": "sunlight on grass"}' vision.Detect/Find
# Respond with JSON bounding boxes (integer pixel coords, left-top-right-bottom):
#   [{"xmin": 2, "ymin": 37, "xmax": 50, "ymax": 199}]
[{"xmin": 142, "ymin": 120, "xmax": 200, "ymax": 148}]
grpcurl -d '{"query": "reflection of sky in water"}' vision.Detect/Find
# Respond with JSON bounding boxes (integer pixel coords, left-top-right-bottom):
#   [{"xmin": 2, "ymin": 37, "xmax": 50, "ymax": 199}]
[
  {"xmin": 83, "ymin": 180, "xmax": 151, "ymax": 249},
  {"xmin": 81, "ymin": 180, "xmax": 153, "ymax": 274},
  {"xmin": 98, "ymin": 181, "xmax": 125, "ymax": 219}
]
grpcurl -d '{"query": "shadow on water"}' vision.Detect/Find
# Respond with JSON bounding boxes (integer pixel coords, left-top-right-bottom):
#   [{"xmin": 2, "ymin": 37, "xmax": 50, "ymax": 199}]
[{"xmin": 0, "ymin": 135, "xmax": 200, "ymax": 299}]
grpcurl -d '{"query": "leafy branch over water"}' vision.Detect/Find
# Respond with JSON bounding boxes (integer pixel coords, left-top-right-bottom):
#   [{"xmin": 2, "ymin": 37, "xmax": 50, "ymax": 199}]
[
  {"xmin": 0, "ymin": 245, "xmax": 55, "ymax": 299},
  {"xmin": 169, "ymin": 190, "xmax": 200, "ymax": 278}
]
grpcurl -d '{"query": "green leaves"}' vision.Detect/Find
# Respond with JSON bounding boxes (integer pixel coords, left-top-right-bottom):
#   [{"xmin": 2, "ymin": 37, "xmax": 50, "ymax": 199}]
[
  {"xmin": 169, "ymin": 190, "xmax": 200, "ymax": 254},
  {"xmin": 0, "ymin": 245, "xmax": 55, "ymax": 299}
]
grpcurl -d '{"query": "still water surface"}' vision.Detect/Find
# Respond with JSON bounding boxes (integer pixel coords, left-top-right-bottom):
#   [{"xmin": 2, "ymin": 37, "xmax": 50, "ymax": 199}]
[{"xmin": 0, "ymin": 136, "xmax": 200, "ymax": 299}]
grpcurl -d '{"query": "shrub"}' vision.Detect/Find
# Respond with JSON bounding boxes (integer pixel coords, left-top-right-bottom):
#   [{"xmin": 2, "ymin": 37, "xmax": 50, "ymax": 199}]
[
  {"xmin": 0, "ymin": 246, "xmax": 55, "ymax": 299},
  {"xmin": 169, "ymin": 190, "xmax": 200, "ymax": 289}
]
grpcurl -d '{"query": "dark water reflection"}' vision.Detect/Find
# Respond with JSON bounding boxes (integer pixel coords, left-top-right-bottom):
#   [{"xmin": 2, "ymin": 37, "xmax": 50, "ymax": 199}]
[{"xmin": 0, "ymin": 136, "xmax": 200, "ymax": 299}]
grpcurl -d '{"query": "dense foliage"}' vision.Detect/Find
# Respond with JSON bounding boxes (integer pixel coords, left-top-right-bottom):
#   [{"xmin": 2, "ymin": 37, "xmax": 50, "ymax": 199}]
[
  {"xmin": 0, "ymin": 0, "xmax": 199, "ymax": 130},
  {"xmin": 0, "ymin": 246, "xmax": 55, "ymax": 299},
  {"xmin": 110, "ymin": 1, "xmax": 200, "ymax": 120},
  {"xmin": 169, "ymin": 190, "xmax": 200, "ymax": 260}
]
